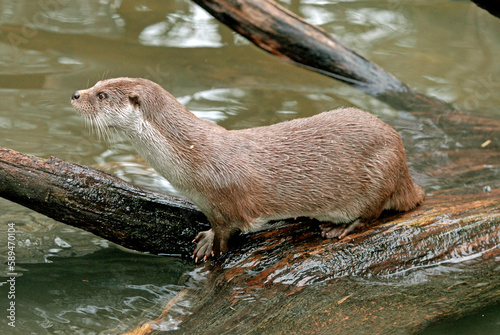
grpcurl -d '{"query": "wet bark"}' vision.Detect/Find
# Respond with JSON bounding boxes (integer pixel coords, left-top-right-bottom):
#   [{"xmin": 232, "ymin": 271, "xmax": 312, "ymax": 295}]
[
  {"xmin": 470, "ymin": 0, "xmax": 500, "ymax": 19},
  {"xmin": 166, "ymin": 190, "xmax": 500, "ymax": 334},
  {"xmin": 191, "ymin": 0, "xmax": 453, "ymax": 113},
  {"xmin": 0, "ymin": 147, "xmax": 209, "ymax": 257}
]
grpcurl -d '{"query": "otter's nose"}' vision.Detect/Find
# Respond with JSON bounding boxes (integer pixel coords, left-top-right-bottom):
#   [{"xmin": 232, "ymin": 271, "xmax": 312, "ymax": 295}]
[{"xmin": 71, "ymin": 91, "xmax": 80, "ymax": 101}]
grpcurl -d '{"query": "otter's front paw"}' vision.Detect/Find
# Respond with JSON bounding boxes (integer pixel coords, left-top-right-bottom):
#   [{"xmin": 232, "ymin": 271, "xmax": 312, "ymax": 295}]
[
  {"xmin": 192, "ymin": 229, "xmax": 229, "ymax": 262},
  {"xmin": 193, "ymin": 229, "xmax": 214, "ymax": 262}
]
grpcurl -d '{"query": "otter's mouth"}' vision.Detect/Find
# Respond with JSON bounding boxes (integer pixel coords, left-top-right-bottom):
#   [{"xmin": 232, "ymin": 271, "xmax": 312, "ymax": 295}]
[{"xmin": 72, "ymin": 105, "xmax": 114, "ymax": 142}]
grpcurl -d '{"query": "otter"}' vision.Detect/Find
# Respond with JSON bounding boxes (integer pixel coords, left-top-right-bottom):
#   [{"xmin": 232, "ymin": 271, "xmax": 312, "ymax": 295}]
[{"xmin": 71, "ymin": 77, "xmax": 425, "ymax": 261}]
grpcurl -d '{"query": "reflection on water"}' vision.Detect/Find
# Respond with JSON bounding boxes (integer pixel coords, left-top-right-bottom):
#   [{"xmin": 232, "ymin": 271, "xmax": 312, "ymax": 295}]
[
  {"xmin": 0, "ymin": 0, "xmax": 123, "ymax": 37},
  {"xmin": 140, "ymin": 5, "xmax": 223, "ymax": 48},
  {"xmin": 0, "ymin": 0, "xmax": 499, "ymax": 333}
]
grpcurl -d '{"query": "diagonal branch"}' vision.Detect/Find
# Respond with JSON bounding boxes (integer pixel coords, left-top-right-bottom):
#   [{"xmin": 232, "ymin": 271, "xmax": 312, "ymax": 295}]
[
  {"xmin": 0, "ymin": 147, "xmax": 209, "ymax": 257},
  {"xmin": 191, "ymin": 0, "xmax": 453, "ymax": 112}
]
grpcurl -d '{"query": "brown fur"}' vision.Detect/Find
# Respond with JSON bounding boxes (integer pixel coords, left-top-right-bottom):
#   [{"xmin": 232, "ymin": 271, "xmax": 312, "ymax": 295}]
[{"xmin": 71, "ymin": 77, "xmax": 425, "ymax": 260}]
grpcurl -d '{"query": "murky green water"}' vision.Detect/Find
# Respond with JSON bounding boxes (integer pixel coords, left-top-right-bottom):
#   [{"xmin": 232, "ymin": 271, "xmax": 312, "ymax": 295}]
[{"xmin": 0, "ymin": 0, "xmax": 499, "ymax": 333}]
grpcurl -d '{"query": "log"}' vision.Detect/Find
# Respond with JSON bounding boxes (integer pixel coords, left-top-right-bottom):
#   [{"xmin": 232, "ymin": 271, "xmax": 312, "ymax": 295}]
[
  {"xmin": 0, "ymin": 147, "xmax": 209, "ymax": 257},
  {"xmin": 165, "ymin": 189, "xmax": 500, "ymax": 335},
  {"xmin": 1, "ymin": 130, "xmax": 499, "ymax": 334},
  {"xmin": 471, "ymin": 0, "xmax": 500, "ymax": 19},
  {"xmin": 191, "ymin": 0, "xmax": 453, "ymax": 113}
]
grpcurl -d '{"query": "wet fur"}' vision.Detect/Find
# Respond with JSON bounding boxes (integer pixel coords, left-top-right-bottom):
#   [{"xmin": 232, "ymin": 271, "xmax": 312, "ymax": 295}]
[{"xmin": 71, "ymin": 77, "xmax": 425, "ymax": 259}]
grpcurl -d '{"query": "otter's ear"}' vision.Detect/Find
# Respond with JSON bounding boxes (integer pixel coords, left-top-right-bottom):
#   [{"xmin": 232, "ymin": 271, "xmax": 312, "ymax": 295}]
[{"xmin": 129, "ymin": 94, "xmax": 140, "ymax": 107}]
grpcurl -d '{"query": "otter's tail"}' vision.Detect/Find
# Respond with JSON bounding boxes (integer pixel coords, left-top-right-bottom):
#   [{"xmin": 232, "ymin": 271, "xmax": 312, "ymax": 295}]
[{"xmin": 386, "ymin": 175, "xmax": 425, "ymax": 212}]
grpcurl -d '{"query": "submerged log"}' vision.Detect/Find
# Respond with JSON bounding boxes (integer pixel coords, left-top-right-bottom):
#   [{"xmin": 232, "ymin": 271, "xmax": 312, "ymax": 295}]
[{"xmin": 191, "ymin": 0, "xmax": 453, "ymax": 113}]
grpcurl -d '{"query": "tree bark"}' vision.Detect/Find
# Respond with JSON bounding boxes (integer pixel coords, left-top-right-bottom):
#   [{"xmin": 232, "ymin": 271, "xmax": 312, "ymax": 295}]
[
  {"xmin": 0, "ymin": 147, "xmax": 209, "ymax": 257},
  {"xmin": 166, "ymin": 190, "xmax": 500, "ymax": 334},
  {"xmin": 191, "ymin": 0, "xmax": 453, "ymax": 113},
  {"xmin": 470, "ymin": 0, "xmax": 500, "ymax": 19}
]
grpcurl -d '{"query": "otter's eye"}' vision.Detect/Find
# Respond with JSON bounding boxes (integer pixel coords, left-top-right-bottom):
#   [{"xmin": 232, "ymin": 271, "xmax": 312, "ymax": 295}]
[{"xmin": 97, "ymin": 92, "xmax": 107, "ymax": 101}]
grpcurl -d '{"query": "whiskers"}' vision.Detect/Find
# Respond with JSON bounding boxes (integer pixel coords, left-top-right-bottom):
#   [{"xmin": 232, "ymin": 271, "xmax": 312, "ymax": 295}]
[{"xmin": 82, "ymin": 114, "xmax": 116, "ymax": 144}]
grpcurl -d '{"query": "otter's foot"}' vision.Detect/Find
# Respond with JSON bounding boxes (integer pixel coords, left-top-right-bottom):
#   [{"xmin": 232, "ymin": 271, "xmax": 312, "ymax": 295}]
[
  {"xmin": 320, "ymin": 219, "xmax": 364, "ymax": 239},
  {"xmin": 193, "ymin": 229, "xmax": 214, "ymax": 262},
  {"xmin": 192, "ymin": 229, "xmax": 229, "ymax": 262}
]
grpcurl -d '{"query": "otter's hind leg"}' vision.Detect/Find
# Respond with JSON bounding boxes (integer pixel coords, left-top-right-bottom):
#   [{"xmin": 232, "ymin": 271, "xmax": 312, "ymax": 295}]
[
  {"xmin": 320, "ymin": 198, "xmax": 388, "ymax": 239},
  {"xmin": 320, "ymin": 219, "xmax": 365, "ymax": 239}
]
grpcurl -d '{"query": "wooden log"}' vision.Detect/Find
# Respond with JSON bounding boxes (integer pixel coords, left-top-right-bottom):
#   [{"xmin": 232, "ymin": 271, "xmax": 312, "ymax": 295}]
[
  {"xmin": 1, "ymin": 143, "xmax": 499, "ymax": 334},
  {"xmin": 122, "ymin": 188, "xmax": 500, "ymax": 334},
  {"xmin": 176, "ymin": 200, "xmax": 499, "ymax": 334},
  {"xmin": 0, "ymin": 147, "xmax": 209, "ymax": 257},
  {"xmin": 191, "ymin": 0, "xmax": 453, "ymax": 113},
  {"xmin": 470, "ymin": 0, "xmax": 500, "ymax": 19}
]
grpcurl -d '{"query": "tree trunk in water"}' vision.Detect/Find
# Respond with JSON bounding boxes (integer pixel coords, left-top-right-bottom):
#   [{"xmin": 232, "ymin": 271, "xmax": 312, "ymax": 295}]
[
  {"xmin": 1, "ymin": 138, "xmax": 499, "ymax": 333},
  {"xmin": 0, "ymin": 147, "xmax": 209, "ymax": 257},
  {"xmin": 191, "ymin": 0, "xmax": 453, "ymax": 113}
]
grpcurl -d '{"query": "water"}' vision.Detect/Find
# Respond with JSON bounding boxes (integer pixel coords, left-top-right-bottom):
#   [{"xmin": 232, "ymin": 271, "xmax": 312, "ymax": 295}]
[
  {"xmin": 5, "ymin": 248, "xmax": 190, "ymax": 334},
  {"xmin": 421, "ymin": 303, "xmax": 500, "ymax": 335},
  {"xmin": 0, "ymin": 0, "xmax": 499, "ymax": 333}
]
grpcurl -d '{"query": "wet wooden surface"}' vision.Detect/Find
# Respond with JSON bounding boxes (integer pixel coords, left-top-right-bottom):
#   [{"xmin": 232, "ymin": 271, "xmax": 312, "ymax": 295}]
[{"xmin": 0, "ymin": 147, "xmax": 209, "ymax": 257}]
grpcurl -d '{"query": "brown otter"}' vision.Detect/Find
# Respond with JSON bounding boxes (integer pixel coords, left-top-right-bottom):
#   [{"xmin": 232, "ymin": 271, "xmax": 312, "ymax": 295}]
[{"xmin": 71, "ymin": 77, "xmax": 425, "ymax": 261}]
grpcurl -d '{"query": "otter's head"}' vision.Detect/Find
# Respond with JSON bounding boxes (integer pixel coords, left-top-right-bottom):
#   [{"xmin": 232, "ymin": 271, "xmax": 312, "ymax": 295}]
[{"xmin": 71, "ymin": 77, "xmax": 171, "ymax": 136}]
